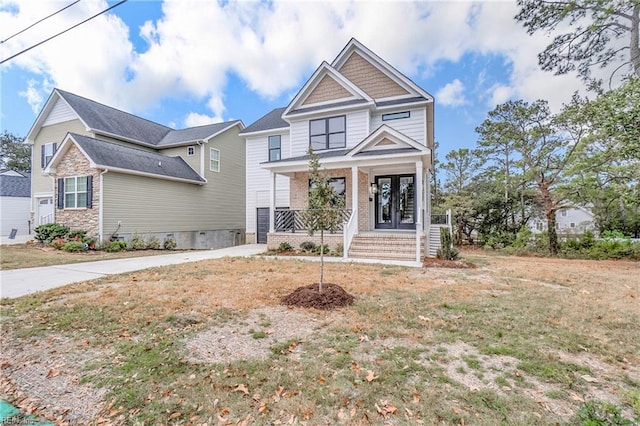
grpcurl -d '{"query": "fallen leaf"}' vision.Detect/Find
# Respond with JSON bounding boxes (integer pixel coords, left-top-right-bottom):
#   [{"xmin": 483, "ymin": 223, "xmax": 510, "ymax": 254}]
[
  {"xmin": 46, "ymin": 368, "xmax": 60, "ymax": 378},
  {"xmin": 365, "ymin": 370, "xmax": 378, "ymax": 382},
  {"xmin": 168, "ymin": 412, "xmax": 181, "ymax": 419},
  {"xmin": 351, "ymin": 361, "xmax": 361, "ymax": 376},
  {"xmin": 569, "ymin": 392, "xmax": 585, "ymax": 402},
  {"xmin": 234, "ymin": 384, "xmax": 249, "ymax": 395}
]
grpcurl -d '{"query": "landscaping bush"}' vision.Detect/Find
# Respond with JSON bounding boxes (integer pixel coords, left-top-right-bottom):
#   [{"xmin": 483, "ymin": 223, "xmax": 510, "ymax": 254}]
[
  {"xmin": 300, "ymin": 241, "xmax": 316, "ymax": 252},
  {"xmin": 34, "ymin": 223, "xmax": 70, "ymax": 244},
  {"xmin": 105, "ymin": 240, "xmax": 128, "ymax": 252},
  {"xmin": 62, "ymin": 241, "xmax": 86, "ymax": 252},
  {"xmin": 277, "ymin": 242, "xmax": 293, "ymax": 252},
  {"xmin": 67, "ymin": 229, "xmax": 87, "ymax": 241},
  {"xmin": 437, "ymin": 228, "xmax": 459, "ymax": 260},
  {"xmin": 313, "ymin": 243, "xmax": 330, "ymax": 255},
  {"xmin": 333, "ymin": 243, "xmax": 344, "ymax": 257},
  {"xmin": 49, "ymin": 237, "xmax": 66, "ymax": 250},
  {"xmin": 130, "ymin": 234, "xmax": 148, "ymax": 250},
  {"xmin": 147, "ymin": 236, "xmax": 161, "ymax": 250},
  {"xmin": 163, "ymin": 237, "xmax": 177, "ymax": 250}
]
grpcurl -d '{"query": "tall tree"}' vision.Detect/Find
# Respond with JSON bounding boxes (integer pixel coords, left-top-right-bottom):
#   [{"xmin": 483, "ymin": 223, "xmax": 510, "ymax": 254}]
[
  {"xmin": 302, "ymin": 149, "xmax": 345, "ymax": 292},
  {"xmin": 0, "ymin": 131, "xmax": 30, "ymax": 172},
  {"xmin": 441, "ymin": 148, "xmax": 480, "ymax": 194},
  {"xmin": 516, "ymin": 0, "xmax": 640, "ymax": 85},
  {"xmin": 477, "ymin": 100, "xmax": 584, "ymax": 255}
]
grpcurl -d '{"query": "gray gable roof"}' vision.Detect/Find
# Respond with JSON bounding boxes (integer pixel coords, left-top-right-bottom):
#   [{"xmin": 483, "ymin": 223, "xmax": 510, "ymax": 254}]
[
  {"xmin": 158, "ymin": 121, "xmax": 241, "ymax": 146},
  {"xmin": 0, "ymin": 173, "xmax": 31, "ymax": 197},
  {"xmin": 58, "ymin": 90, "xmax": 172, "ymax": 146},
  {"xmin": 70, "ymin": 133, "xmax": 205, "ymax": 183},
  {"xmin": 240, "ymin": 107, "xmax": 289, "ymax": 134}
]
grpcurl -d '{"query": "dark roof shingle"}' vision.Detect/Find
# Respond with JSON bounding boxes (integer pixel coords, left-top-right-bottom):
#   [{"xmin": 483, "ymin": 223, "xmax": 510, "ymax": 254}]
[
  {"xmin": 240, "ymin": 107, "xmax": 288, "ymax": 134},
  {"xmin": 0, "ymin": 174, "xmax": 31, "ymax": 197},
  {"xmin": 70, "ymin": 134, "xmax": 205, "ymax": 183}
]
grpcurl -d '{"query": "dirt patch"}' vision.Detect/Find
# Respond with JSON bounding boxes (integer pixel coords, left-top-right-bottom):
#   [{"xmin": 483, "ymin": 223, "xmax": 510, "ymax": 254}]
[
  {"xmin": 423, "ymin": 257, "xmax": 477, "ymax": 268},
  {"xmin": 280, "ymin": 282, "xmax": 355, "ymax": 310},
  {"xmin": 186, "ymin": 306, "xmax": 344, "ymax": 363}
]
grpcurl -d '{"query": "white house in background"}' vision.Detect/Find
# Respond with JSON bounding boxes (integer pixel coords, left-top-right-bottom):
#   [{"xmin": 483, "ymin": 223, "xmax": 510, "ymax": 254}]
[
  {"xmin": 241, "ymin": 38, "xmax": 451, "ymax": 261},
  {"xmin": 0, "ymin": 170, "xmax": 31, "ymax": 237},
  {"xmin": 529, "ymin": 205, "xmax": 597, "ymax": 236}
]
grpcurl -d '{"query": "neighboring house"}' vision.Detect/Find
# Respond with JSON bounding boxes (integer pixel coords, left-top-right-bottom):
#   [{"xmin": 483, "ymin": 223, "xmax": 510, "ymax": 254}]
[
  {"xmin": 26, "ymin": 89, "xmax": 246, "ymax": 249},
  {"xmin": 241, "ymin": 38, "xmax": 449, "ymax": 261},
  {"xmin": 529, "ymin": 205, "xmax": 597, "ymax": 237},
  {"xmin": 0, "ymin": 170, "xmax": 31, "ymax": 237}
]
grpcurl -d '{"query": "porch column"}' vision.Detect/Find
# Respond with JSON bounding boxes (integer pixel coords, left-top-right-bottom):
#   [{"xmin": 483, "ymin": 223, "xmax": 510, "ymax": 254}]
[
  {"xmin": 269, "ymin": 171, "xmax": 276, "ymax": 233},
  {"xmin": 415, "ymin": 160, "xmax": 423, "ymax": 262},
  {"xmin": 351, "ymin": 166, "xmax": 358, "ymax": 231}
]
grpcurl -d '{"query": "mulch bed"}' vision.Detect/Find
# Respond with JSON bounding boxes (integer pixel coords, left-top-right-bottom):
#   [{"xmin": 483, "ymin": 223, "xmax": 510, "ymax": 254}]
[
  {"xmin": 423, "ymin": 258, "xmax": 477, "ymax": 269},
  {"xmin": 281, "ymin": 283, "xmax": 355, "ymax": 310}
]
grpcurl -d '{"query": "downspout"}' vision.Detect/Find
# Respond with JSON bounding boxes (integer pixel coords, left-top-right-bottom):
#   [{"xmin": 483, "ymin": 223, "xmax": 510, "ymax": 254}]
[
  {"xmin": 99, "ymin": 169, "xmax": 108, "ymax": 242},
  {"xmin": 198, "ymin": 140, "xmax": 205, "ymax": 177}
]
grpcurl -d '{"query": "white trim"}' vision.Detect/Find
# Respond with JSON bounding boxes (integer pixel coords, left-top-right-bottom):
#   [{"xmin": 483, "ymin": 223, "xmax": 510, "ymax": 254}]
[
  {"xmin": 210, "ymin": 147, "xmax": 220, "ymax": 172},
  {"xmin": 283, "ymin": 100, "xmax": 375, "ymax": 120},
  {"xmin": 239, "ymin": 126, "xmax": 290, "ymax": 137},
  {"xmin": 95, "ymin": 166, "xmax": 206, "ymax": 185},
  {"xmin": 99, "ymin": 170, "xmax": 107, "ymax": 240}
]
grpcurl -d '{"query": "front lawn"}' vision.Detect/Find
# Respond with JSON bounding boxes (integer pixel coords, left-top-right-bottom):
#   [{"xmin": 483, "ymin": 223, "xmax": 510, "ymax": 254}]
[{"xmin": 1, "ymin": 254, "xmax": 638, "ymax": 424}]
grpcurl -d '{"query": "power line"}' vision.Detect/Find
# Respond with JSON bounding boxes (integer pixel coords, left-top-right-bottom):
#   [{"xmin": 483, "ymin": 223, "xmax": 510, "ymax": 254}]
[
  {"xmin": 1, "ymin": 0, "xmax": 81, "ymax": 45},
  {"xmin": 1, "ymin": 0, "xmax": 128, "ymax": 65}
]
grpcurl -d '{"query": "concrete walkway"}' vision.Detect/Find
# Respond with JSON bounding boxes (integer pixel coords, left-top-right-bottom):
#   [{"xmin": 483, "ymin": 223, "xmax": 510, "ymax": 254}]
[
  {"xmin": 0, "ymin": 244, "xmax": 267, "ymax": 299},
  {"xmin": 0, "ymin": 244, "xmax": 422, "ymax": 299}
]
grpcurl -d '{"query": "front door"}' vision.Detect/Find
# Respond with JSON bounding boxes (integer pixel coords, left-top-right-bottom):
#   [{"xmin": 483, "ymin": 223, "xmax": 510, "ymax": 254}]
[{"xmin": 375, "ymin": 175, "xmax": 415, "ymax": 230}]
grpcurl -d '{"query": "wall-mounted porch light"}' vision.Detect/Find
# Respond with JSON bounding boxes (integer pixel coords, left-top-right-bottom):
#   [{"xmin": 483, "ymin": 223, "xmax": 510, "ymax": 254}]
[{"xmin": 370, "ymin": 182, "xmax": 378, "ymax": 195}]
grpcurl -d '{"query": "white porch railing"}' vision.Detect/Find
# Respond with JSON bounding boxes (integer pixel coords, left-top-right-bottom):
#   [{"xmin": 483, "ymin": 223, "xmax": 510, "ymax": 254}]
[
  {"xmin": 39, "ymin": 213, "xmax": 54, "ymax": 226},
  {"xmin": 343, "ymin": 207, "xmax": 358, "ymax": 260}
]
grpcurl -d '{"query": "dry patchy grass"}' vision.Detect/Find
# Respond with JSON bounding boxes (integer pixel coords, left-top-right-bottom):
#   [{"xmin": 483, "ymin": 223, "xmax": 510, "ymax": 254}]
[
  {"xmin": 0, "ymin": 253, "xmax": 638, "ymax": 425},
  {"xmin": 0, "ymin": 243, "xmax": 184, "ymax": 270}
]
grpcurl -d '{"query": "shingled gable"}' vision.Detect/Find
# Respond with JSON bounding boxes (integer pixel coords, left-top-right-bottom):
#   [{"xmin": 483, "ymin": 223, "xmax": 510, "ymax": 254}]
[
  {"xmin": 46, "ymin": 133, "xmax": 206, "ymax": 184},
  {"xmin": 239, "ymin": 107, "xmax": 289, "ymax": 134},
  {"xmin": 282, "ymin": 61, "xmax": 373, "ymax": 118}
]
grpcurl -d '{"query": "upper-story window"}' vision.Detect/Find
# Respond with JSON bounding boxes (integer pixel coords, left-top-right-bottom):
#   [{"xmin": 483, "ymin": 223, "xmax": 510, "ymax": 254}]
[
  {"xmin": 41, "ymin": 143, "xmax": 57, "ymax": 168},
  {"xmin": 58, "ymin": 176, "xmax": 92, "ymax": 209},
  {"xmin": 382, "ymin": 111, "xmax": 410, "ymax": 121},
  {"xmin": 268, "ymin": 135, "xmax": 281, "ymax": 161},
  {"xmin": 187, "ymin": 146, "xmax": 195, "ymax": 156},
  {"xmin": 210, "ymin": 148, "xmax": 220, "ymax": 172},
  {"xmin": 310, "ymin": 116, "xmax": 345, "ymax": 151}
]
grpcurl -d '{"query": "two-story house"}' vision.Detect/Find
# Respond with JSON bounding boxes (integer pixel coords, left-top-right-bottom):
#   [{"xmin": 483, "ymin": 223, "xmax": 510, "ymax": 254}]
[
  {"xmin": 242, "ymin": 39, "xmax": 449, "ymax": 261},
  {"xmin": 27, "ymin": 89, "xmax": 246, "ymax": 249}
]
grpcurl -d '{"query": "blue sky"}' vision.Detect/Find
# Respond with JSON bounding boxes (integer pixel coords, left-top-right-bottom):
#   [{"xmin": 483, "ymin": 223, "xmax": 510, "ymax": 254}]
[{"xmin": 1, "ymin": 0, "xmax": 592, "ymax": 160}]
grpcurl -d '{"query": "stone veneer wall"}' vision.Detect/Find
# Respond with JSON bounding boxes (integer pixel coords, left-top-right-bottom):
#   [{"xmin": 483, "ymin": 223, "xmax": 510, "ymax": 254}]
[
  {"xmin": 54, "ymin": 144, "xmax": 101, "ymax": 237},
  {"xmin": 289, "ymin": 168, "xmax": 370, "ymax": 232}
]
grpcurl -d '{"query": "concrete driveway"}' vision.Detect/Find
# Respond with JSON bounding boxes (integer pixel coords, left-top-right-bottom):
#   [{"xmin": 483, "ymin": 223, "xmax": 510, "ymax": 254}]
[{"xmin": 0, "ymin": 244, "xmax": 267, "ymax": 299}]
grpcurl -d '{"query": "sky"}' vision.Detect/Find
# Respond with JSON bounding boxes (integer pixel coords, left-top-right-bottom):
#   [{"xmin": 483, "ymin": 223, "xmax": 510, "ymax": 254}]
[{"xmin": 0, "ymin": 0, "xmax": 599, "ymax": 160}]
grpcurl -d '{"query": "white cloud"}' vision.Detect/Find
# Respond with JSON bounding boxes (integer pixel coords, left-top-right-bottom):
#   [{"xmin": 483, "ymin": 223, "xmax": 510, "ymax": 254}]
[
  {"xmin": 18, "ymin": 80, "xmax": 43, "ymax": 113},
  {"xmin": 437, "ymin": 79, "xmax": 467, "ymax": 107},
  {"xmin": 3, "ymin": 0, "xmax": 627, "ymax": 124},
  {"xmin": 184, "ymin": 112, "xmax": 223, "ymax": 128}
]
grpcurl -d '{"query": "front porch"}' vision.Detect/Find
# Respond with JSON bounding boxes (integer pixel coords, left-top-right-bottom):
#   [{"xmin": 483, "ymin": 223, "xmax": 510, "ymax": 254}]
[{"xmin": 267, "ymin": 208, "xmax": 452, "ymax": 261}]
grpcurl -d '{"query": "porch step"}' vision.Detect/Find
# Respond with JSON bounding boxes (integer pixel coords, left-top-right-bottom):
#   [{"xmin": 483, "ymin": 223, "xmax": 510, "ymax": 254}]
[
  {"xmin": 348, "ymin": 233, "xmax": 424, "ymax": 261},
  {"xmin": 427, "ymin": 225, "xmax": 446, "ymax": 258}
]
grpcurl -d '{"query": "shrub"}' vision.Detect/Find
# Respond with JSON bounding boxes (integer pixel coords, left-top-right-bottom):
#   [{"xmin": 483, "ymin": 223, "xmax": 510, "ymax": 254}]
[
  {"xmin": 313, "ymin": 243, "xmax": 330, "ymax": 255},
  {"xmin": 105, "ymin": 240, "xmax": 128, "ymax": 252},
  {"xmin": 147, "ymin": 236, "xmax": 161, "ymax": 250},
  {"xmin": 49, "ymin": 237, "xmax": 66, "ymax": 250},
  {"xmin": 300, "ymin": 241, "xmax": 316, "ymax": 252},
  {"xmin": 437, "ymin": 228, "xmax": 459, "ymax": 261},
  {"xmin": 34, "ymin": 223, "xmax": 69, "ymax": 244},
  {"xmin": 573, "ymin": 400, "xmax": 635, "ymax": 425},
  {"xmin": 277, "ymin": 242, "xmax": 293, "ymax": 252},
  {"xmin": 130, "ymin": 233, "xmax": 148, "ymax": 250},
  {"xmin": 163, "ymin": 237, "xmax": 177, "ymax": 250},
  {"xmin": 62, "ymin": 241, "xmax": 86, "ymax": 252},
  {"xmin": 67, "ymin": 229, "xmax": 87, "ymax": 242},
  {"xmin": 333, "ymin": 243, "xmax": 344, "ymax": 257}
]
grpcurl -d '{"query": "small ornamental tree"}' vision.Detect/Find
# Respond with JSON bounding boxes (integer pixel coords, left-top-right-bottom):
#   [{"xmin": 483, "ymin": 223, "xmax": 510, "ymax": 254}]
[{"xmin": 301, "ymin": 148, "xmax": 345, "ymax": 292}]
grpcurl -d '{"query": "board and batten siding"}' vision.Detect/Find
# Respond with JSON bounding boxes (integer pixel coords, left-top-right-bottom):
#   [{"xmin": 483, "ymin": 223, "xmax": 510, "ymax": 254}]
[
  {"xmin": 370, "ymin": 108, "xmax": 426, "ymax": 145},
  {"xmin": 31, "ymin": 119, "xmax": 89, "ymax": 195},
  {"xmin": 245, "ymin": 133, "xmax": 290, "ymax": 234},
  {"xmin": 288, "ymin": 109, "xmax": 370, "ymax": 157}
]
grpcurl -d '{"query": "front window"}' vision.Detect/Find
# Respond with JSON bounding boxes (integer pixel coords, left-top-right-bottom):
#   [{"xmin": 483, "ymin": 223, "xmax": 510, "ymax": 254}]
[
  {"xmin": 210, "ymin": 148, "xmax": 220, "ymax": 172},
  {"xmin": 64, "ymin": 176, "xmax": 88, "ymax": 208},
  {"xmin": 268, "ymin": 135, "xmax": 281, "ymax": 161},
  {"xmin": 310, "ymin": 116, "xmax": 345, "ymax": 150},
  {"xmin": 42, "ymin": 143, "xmax": 57, "ymax": 168},
  {"xmin": 309, "ymin": 177, "xmax": 346, "ymax": 206}
]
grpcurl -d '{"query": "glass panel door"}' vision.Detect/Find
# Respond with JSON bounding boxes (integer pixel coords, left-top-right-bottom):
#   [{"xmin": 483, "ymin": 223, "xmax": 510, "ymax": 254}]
[{"xmin": 375, "ymin": 175, "xmax": 416, "ymax": 230}]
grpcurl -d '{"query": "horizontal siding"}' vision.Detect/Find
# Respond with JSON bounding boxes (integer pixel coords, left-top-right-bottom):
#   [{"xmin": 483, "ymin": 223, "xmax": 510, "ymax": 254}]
[
  {"xmin": 42, "ymin": 98, "xmax": 76, "ymax": 126},
  {"xmin": 245, "ymin": 133, "xmax": 290, "ymax": 233},
  {"xmin": 290, "ymin": 109, "xmax": 370, "ymax": 157},
  {"xmin": 371, "ymin": 107, "xmax": 426, "ymax": 145},
  {"xmin": 31, "ymin": 119, "xmax": 89, "ymax": 195},
  {"xmin": 159, "ymin": 144, "xmax": 200, "ymax": 173},
  {"xmin": 103, "ymin": 127, "xmax": 246, "ymax": 235},
  {"xmin": 0, "ymin": 197, "xmax": 31, "ymax": 236}
]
